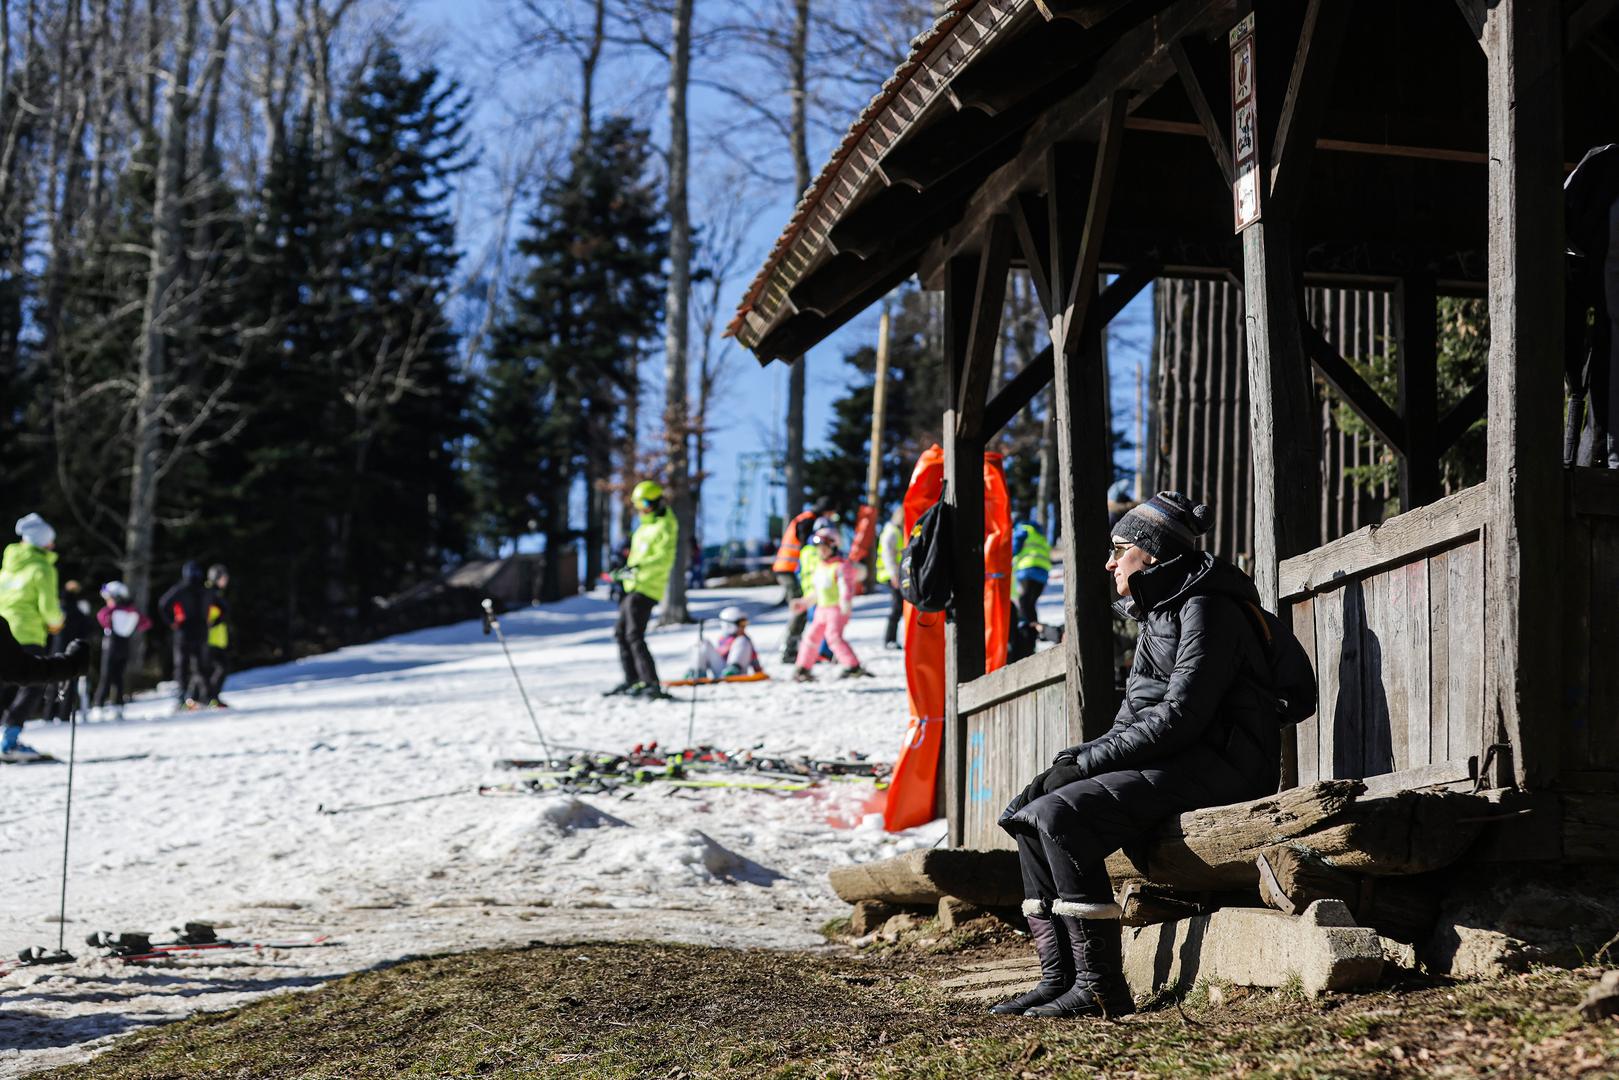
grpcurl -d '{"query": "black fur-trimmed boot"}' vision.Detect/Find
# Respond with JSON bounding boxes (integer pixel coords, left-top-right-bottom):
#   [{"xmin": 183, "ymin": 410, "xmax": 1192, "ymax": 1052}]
[
  {"xmin": 1023, "ymin": 905, "xmax": 1134, "ymax": 1019},
  {"xmin": 988, "ymin": 900, "xmax": 1073, "ymax": 1015}
]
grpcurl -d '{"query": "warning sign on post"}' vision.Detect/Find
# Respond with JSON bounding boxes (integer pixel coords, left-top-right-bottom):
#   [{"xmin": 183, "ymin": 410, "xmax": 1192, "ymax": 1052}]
[{"xmin": 1230, "ymin": 13, "xmax": 1260, "ymax": 232}]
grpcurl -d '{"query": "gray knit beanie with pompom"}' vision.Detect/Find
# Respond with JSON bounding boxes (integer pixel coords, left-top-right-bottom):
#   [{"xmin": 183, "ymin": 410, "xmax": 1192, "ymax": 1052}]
[{"xmin": 1111, "ymin": 491, "xmax": 1214, "ymax": 559}]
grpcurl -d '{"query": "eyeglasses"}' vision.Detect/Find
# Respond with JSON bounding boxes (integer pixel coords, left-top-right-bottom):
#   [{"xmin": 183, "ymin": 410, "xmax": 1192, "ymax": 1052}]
[{"xmin": 1107, "ymin": 542, "xmax": 1134, "ymax": 562}]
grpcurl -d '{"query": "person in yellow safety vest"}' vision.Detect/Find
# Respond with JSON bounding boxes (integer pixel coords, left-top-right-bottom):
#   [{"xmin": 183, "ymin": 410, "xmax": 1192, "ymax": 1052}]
[
  {"xmin": 772, "ymin": 496, "xmax": 830, "ymax": 663},
  {"xmin": 0, "ymin": 513, "xmax": 71, "ymax": 760},
  {"xmin": 876, "ymin": 505, "xmax": 904, "ymax": 650},
  {"xmin": 606, "ymin": 479, "xmax": 679, "ymax": 701},
  {"xmin": 791, "ymin": 530, "xmax": 870, "ymax": 682},
  {"xmin": 1012, "ymin": 517, "xmax": 1053, "ymax": 627},
  {"xmin": 201, "ymin": 564, "xmax": 232, "ymax": 708}
]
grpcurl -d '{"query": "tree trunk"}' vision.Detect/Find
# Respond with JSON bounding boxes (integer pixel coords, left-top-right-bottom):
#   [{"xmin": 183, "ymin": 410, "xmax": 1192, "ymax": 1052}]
[
  {"xmin": 781, "ymin": 0, "xmax": 810, "ymax": 518},
  {"xmin": 658, "ymin": 0, "xmax": 694, "ymax": 625},
  {"xmin": 125, "ymin": 0, "xmax": 202, "ymax": 678}
]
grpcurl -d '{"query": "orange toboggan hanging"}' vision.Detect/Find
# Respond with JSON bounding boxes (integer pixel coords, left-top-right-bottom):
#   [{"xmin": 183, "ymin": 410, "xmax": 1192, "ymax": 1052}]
[{"xmin": 882, "ymin": 447, "xmax": 1013, "ymax": 833}]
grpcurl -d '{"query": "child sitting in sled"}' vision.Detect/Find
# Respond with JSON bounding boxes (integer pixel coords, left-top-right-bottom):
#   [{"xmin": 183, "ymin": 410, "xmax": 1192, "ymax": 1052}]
[{"xmin": 684, "ymin": 606, "xmax": 765, "ymax": 681}]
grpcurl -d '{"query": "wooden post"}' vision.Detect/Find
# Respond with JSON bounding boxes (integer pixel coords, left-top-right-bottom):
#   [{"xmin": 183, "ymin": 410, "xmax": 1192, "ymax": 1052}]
[
  {"xmin": 1049, "ymin": 95, "xmax": 1127, "ymax": 743},
  {"xmin": 943, "ymin": 217, "xmax": 1011, "ymax": 846},
  {"xmin": 1398, "ymin": 275, "xmax": 1441, "ymax": 511},
  {"xmin": 866, "ymin": 305, "xmax": 892, "ymax": 511},
  {"xmin": 1482, "ymin": 0, "xmax": 1565, "ymax": 791}
]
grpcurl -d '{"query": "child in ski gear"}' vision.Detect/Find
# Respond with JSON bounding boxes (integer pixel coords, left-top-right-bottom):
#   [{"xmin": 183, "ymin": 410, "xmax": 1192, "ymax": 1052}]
[
  {"xmin": 1008, "ymin": 518, "xmax": 1053, "ymax": 662},
  {"xmin": 877, "ymin": 506, "xmax": 904, "ymax": 650},
  {"xmin": 202, "ymin": 564, "xmax": 231, "ymax": 707},
  {"xmin": 995, "ymin": 493, "xmax": 1276, "ymax": 1019},
  {"xmin": 0, "ymin": 514, "xmax": 68, "ymax": 759},
  {"xmin": 773, "ymin": 497, "xmax": 830, "ymax": 663},
  {"xmin": 158, "ymin": 561, "xmax": 212, "ymax": 710},
  {"xmin": 93, "ymin": 580, "xmax": 152, "ymax": 719},
  {"xmin": 685, "ymin": 606, "xmax": 764, "ymax": 679},
  {"xmin": 608, "ymin": 480, "xmax": 678, "ymax": 699},
  {"xmin": 793, "ymin": 530, "xmax": 867, "ymax": 680}
]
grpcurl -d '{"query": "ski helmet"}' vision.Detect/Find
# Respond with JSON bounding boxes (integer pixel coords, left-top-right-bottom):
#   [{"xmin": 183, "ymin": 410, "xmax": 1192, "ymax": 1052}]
[
  {"xmin": 102, "ymin": 580, "xmax": 130, "ymax": 602},
  {"xmin": 632, "ymin": 479, "xmax": 665, "ymax": 506},
  {"xmin": 718, "ymin": 605, "xmax": 747, "ymax": 627},
  {"xmin": 811, "ymin": 528, "xmax": 841, "ymax": 556}
]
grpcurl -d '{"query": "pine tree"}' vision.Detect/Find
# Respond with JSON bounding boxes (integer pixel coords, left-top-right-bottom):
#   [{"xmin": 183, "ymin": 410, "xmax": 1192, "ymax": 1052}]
[{"xmin": 471, "ymin": 116, "xmax": 666, "ymax": 600}]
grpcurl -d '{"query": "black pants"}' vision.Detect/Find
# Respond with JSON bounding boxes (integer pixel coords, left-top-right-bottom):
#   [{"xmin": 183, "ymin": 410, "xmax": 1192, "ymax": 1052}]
[
  {"xmin": 174, "ymin": 637, "xmax": 207, "ymax": 704},
  {"xmin": 776, "ymin": 571, "xmax": 806, "ymax": 661},
  {"xmin": 884, "ymin": 583, "xmax": 904, "ymax": 646},
  {"xmin": 203, "ymin": 646, "xmax": 229, "ymax": 702},
  {"xmin": 95, "ymin": 637, "xmax": 130, "ymax": 707},
  {"xmin": 0, "ymin": 644, "xmax": 46, "ymax": 730},
  {"xmin": 1015, "ymin": 833, "xmax": 1113, "ymax": 904},
  {"xmin": 1016, "ymin": 577, "xmax": 1046, "ymax": 625},
  {"xmin": 1567, "ymin": 249, "xmax": 1619, "ymax": 468},
  {"xmin": 614, "ymin": 591, "xmax": 659, "ymax": 686}
]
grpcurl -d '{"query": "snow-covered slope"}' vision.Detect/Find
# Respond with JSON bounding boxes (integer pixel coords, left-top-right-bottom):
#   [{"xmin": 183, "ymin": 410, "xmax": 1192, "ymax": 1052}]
[{"xmin": 0, "ymin": 579, "xmax": 1061, "ymax": 1074}]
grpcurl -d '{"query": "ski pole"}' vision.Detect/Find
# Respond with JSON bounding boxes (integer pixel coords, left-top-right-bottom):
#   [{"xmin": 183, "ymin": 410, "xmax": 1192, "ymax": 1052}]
[
  {"xmin": 481, "ymin": 598, "xmax": 554, "ymax": 762},
  {"xmin": 53, "ymin": 682, "xmax": 80, "ymax": 960},
  {"xmin": 317, "ymin": 788, "xmax": 472, "ymax": 815},
  {"xmin": 686, "ymin": 619, "xmax": 704, "ymax": 750}
]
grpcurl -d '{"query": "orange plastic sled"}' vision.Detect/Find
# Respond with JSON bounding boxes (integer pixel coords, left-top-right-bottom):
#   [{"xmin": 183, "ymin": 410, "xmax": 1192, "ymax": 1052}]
[
  {"xmin": 882, "ymin": 447, "xmax": 1014, "ymax": 833},
  {"xmin": 662, "ymin": 672, "xmax": 772, "ymax": 688}
]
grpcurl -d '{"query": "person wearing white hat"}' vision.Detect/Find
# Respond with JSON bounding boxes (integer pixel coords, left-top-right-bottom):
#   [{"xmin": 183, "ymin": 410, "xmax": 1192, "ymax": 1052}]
[
  {"xmin": 92, "ymin": 580, "xmax": 152, "ymax": 721},
  {"xmin": 682, "ymin": 606, "xmax": 764, "ymax": 681},
  {"xmin": 0, "ymin": 513, "xmax": 83, "ymax": 760}
]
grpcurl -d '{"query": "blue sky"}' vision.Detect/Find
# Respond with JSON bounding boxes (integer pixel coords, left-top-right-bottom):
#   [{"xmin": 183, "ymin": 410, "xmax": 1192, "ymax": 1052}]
[{"xmin": 412, "ymin": 0, "xmax": 1152, "ymax": 545}]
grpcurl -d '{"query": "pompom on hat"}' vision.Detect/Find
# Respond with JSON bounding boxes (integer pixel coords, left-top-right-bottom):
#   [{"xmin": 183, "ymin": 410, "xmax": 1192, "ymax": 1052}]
[
  {"xmin": 1111, "ymin": 491, "xmax": 1214, "ymax": 559},
  {"xmin": 15, "ymin": 512, "xmax": 55, "ymax": 548}
]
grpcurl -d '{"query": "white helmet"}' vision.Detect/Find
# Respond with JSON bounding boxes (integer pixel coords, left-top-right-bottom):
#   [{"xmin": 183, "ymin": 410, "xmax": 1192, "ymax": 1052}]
[
  {"xmin": 718, "ymin": 605, "xmax": 747, "ymax": 627},
  {"xmin": 101, "ymin": 580, "xmax": 130, "ymax": 602}
]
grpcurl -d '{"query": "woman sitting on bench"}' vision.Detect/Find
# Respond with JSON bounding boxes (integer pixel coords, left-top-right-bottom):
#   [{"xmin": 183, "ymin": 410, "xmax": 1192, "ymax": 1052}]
[{"xmin": 996, "ymin": 491, "xmax": 1279, "ymax": 1019}]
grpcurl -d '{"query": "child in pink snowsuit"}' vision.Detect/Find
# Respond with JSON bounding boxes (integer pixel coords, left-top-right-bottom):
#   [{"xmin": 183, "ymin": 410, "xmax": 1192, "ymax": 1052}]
[{"xmin": 793, "ymin": 532, "xmax": 868, "ymax": 681}]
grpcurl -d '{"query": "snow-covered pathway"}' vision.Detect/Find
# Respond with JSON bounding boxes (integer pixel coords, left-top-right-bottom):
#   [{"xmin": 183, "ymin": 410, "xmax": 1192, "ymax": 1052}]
[{"xmin": 1, "ymin": 583, "xmax": 989, "ymax": 1075}]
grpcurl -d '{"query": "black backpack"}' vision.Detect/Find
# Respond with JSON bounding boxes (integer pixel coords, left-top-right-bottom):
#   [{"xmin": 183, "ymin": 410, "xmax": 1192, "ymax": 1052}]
[
  {"xmin": 1237, "ymin": 601, "xmax": 1318, "ymax": 724},
  {"xmin": 899, "ymin": 498, "xmax": 953, "ymax": 613}
]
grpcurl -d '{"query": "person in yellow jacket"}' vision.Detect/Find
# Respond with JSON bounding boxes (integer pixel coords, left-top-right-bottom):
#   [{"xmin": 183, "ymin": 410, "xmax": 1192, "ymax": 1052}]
[
  {"xmin": 606, "ymin": 480, "xmax": 679, "ymax": 700},
  {"xmin": 876, "ymin": 505, "xmax": 904, "ymax": 650},
  {"xmin": 201, "ymin": 564, "xmax": 232, "ymax": 707},
  {"xmin": 0, "ymin": 513, "xmax": 69, "ymax": 759}
]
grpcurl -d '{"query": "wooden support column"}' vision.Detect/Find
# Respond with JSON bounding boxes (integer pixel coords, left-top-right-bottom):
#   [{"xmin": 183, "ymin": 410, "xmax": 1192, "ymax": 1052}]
[
  {"xmin": 1240, "ymin": 0, "xmax": 1342, "ymax": 607},
  {"xmin": 1049, "ymin": 93, "xmax": 1127, "ymax": 743},
  {"xmin": 1482, "ymin": 0, "xmax": 1565, "ymax": 791},
  {"xmin": 943, "ymin": 220, "xmax": 1011, "ymax": 847},
  {"xmin": 1398, "ymin": 275, "xmax": 1441, "ymax": 510}
]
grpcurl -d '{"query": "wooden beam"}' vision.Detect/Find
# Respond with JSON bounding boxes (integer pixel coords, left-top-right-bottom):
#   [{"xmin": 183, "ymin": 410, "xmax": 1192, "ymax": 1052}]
[
  {"xmin": 958, "ymin": 646, "xmax": 1067, "ymax": 714},
  {"xmin": 981, "ymin": 261, "xmax": 1158, "ymax": 436},
  {"xmin": 1168, "ymin": 33, "xmax": 1234, "ymax": 186},
  {"xmin": 1568, "ymin": 0, "xmax": 1619, "ymax": 49},
  {"xmin": 1268, "ymin": 0, "xmax": 1353, "ymax": 213},
  {"xmin": 1009, "ymin": 192, "xmax": 1054, "ymax": 316},
  {"xmin": 1049, "ymin": 107, "xmax": 1126, "ymax": 745},
  {"xmin": 1482, "ymin": 0, "xmax": 1566, "ymax": 791},
  {"xmin": 1398, "ymin": 275, "xmax": 1441, "ymax": 508},
  {"xmin": 1277, "ymin": 484, "xmax": 1485, "ymax": 600},
  {"xmin": 1059, "ymin": 91, "xmax": 1130, "ymax": 360},
  {"xmin": 1437, "ymin": 379, "xmax": 1487, "ymax": 451},
  {"xmin": 956, "ymin": 215, "xmax": 1015, "ymax": 440},
  {"xmin": 943, "ymin": 253, "xmax": 986, "ymax": 850},
  {"xmin": 1299, "ymin": 313, "xmax": 1407, "ymax": 454},
  {"xmin": 947, "ymin": 18, "xmax": 1092, "ymax": 116}
]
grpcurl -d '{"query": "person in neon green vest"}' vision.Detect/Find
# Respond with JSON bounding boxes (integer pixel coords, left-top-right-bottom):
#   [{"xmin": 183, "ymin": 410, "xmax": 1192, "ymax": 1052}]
[
  {"xmin": 0, "ymin": 513, "xmax": 78, "ymax": 760},
  {"xmin": 1012, "ymin": 517, "xmax": 1053, "ymax": 624},
  {"xmin": 791, "ymin": 529, "xmax": 869, "ymax": 682},
  {"xmin": 606, "ymin": 479, "xmax": 679, "ymax": 700},
  {"xmin": 876, "ymin": 505, "xmax": 904, "ymax": 650}
]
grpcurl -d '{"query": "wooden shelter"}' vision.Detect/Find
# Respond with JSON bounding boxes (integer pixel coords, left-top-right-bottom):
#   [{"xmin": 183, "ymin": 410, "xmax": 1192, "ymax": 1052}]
[{"xmin": 732, "ymin": 0, "xmax": 1619, "ymax": 875}]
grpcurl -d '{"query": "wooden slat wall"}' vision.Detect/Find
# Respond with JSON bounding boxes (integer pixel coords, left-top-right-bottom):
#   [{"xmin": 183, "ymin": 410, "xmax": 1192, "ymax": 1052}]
[
  {"xmin": 1288, "ymin": 538, "xmax": 1484, "ymax": 785},
  {"xmin": 962, "ymin": 676, "xmax": 1070, "ymax": 851},
  {"xmin": 1563, "ymin": 473, "xmax": 1619, "ymax": 774},
  {"xmin": 1153, "ymin": 279, "xmax": 1406, "ymax": 563}
]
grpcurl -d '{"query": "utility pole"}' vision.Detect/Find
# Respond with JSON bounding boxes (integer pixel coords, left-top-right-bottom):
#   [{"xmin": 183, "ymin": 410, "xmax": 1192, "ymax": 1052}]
[
  {"xmin": 1134, "ymin": 359, "xmax": 1145, "ymax": 501},
  {"xmin": 866, "ymin": 305, "xmax": 892, "ymax": 511}
]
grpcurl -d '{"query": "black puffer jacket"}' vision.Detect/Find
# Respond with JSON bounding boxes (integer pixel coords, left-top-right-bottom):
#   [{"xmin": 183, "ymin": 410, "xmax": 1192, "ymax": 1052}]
[{"xmin": 1000, "ymin": 552, "xmax": 1279, "ymax": 866}]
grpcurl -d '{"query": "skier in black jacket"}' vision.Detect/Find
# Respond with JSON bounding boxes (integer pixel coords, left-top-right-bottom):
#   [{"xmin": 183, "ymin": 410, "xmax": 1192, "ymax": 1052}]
[
  {"xmin": 994, "ymin": 491, "xmax": 1277, "ymax": 1020},
  {"xmin": 157, "ymin": 561, "xmax": 210, "ymax": 710}
]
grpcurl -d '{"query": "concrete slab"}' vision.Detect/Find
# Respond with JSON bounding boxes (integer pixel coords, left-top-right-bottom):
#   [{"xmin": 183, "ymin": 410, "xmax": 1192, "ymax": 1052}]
[{"xmin": 1122, "ymin": 900, "xmax": 1384, "ymax": 997}]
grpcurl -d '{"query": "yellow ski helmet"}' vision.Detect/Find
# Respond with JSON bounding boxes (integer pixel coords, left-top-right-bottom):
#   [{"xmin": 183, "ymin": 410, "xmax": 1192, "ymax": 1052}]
[{"xmin": 632, "ymin": 479, "xmax": 665, "ymax": 506}]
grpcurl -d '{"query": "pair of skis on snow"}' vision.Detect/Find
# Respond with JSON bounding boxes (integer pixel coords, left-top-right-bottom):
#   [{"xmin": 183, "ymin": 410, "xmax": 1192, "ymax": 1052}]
[{"xmin": 3, "ymin": 924, "xmax": 332, "ymax": 977}]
